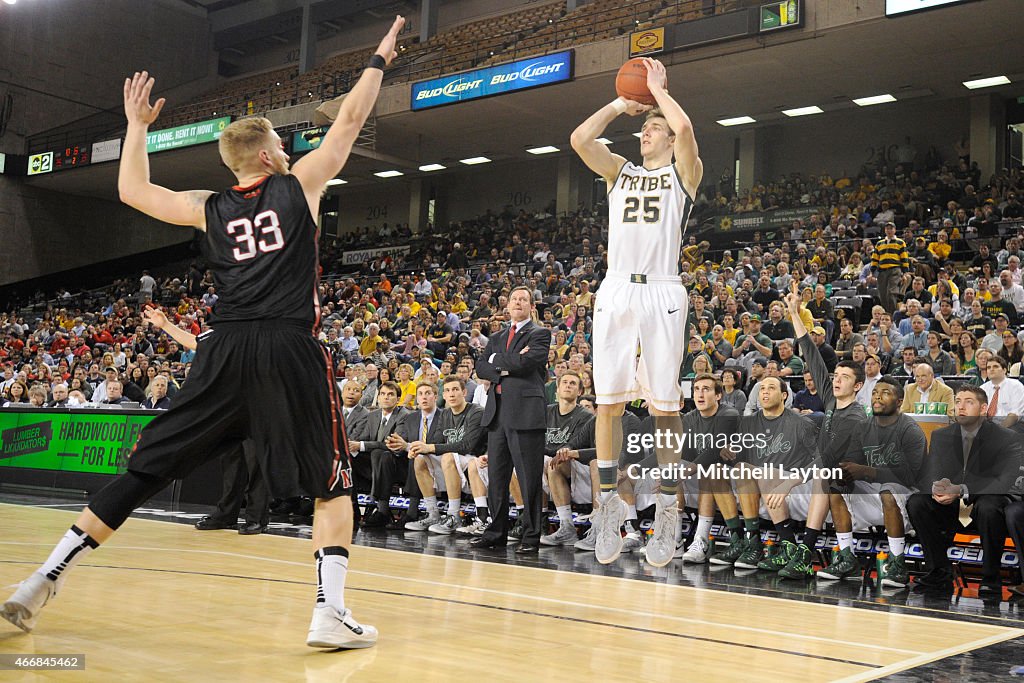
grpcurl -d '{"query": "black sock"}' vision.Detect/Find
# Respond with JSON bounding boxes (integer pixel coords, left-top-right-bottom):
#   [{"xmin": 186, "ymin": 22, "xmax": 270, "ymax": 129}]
[
  {"xmin": 802, "ymin": 527, "xmax": 820, "ymax": 550},
  {"xmin": 775, "ymin": 518, "xmax": 796, "ymax": 544}
]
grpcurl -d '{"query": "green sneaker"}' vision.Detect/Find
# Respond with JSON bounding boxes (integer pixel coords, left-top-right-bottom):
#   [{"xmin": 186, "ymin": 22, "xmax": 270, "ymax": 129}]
[
  {"xmin": 757, "ymin": 541, "xmax": 793, "ymax": 572},
  {"xmin": 817, "ymin": 547, "xmax": 859, "ymax": 581},
  {"xmin": 779, "ymin": 543, "xmax": 814, "ymax": 579},
  {"xmin": 734, "ymin": 537, "xmax": 764, "ymax": 569},
  {"xmin": 880, "ymin": 553, "xmax": 909, "ymax": 588},
  {"xmin": 709, "ymin": 535, "xmax": 746, "ymax": 566}
]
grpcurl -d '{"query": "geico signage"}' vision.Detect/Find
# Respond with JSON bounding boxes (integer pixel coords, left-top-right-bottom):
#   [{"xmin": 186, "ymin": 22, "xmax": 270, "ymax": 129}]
[{"xmin": 412, "ymin": 50, "xmax": 573, "ymax": 110}]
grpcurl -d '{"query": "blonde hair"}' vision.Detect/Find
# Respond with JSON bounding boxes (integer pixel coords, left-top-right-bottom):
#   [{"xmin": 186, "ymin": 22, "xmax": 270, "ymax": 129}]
[
  {"xmin": 644, "ymin": 108, "xmax": 675, "ymax": 136},
  {"xmin": 218, "ymin": 117, "xmax": 274, "ymax": 173}
]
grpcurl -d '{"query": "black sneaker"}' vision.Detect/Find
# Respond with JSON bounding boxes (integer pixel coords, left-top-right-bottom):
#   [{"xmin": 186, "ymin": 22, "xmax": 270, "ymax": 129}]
[{"xmin": 508, "ymin": 516, "xmax": 525, "ymax": 541}]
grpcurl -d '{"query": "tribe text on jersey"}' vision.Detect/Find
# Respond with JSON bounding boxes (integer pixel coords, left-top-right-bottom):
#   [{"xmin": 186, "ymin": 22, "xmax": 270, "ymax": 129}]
[{"xmin": 608, "ymin": 162, "xmax": 692, "ymax": 277}]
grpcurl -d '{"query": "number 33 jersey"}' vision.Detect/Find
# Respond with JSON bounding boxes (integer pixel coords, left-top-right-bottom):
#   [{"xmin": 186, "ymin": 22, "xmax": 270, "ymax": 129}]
[
  {"xmin": 607, "ymin": 162, "xmax": 692, "ymax": 277},
  {"xmin": 203, "ymin": 174, "xmax": 320, "ymax": 328}
]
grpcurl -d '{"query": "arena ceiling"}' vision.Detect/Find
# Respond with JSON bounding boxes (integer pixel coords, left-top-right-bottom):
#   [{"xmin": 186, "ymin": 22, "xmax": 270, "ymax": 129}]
[{"xmin": 26, "ymin": 0, "xmax": 1024, "ymax": 199}]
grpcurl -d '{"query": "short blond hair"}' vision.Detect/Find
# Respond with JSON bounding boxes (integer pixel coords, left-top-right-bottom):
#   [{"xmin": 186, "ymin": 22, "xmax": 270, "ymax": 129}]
[
  {"xmin": 218, "ymin": 117, "xmax": 274, "ymax": 172},
  {"xmin": 644, "ymin": 108, "xmax": 675, "ymax": 136}
]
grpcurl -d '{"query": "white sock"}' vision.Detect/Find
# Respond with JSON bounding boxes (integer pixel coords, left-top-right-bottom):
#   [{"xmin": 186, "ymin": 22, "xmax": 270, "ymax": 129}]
[
  {"xmin": 473, "ymin": 496, "xmax": 487, "ymax": 510},
  {"xmin": 658, "ymin": 492, "xmax": 675, "ymax": 507},
  {"xmin": 887, "ymin": 536, "xmax": 906, "ymax": 557},
  {"xmin": 837, "ymin": 532, "xmax": 853, "ymax": 551},
  {"xmin": 696, "ymin": 515, "xmax": 714, "ymax": 544},
  {"xmin": 425, "ymin": 496, "xmax": 438, "ymax": 517},
  {"xmin": 626, "ymin": 504, "xmax": 637, "ymax": 521},
  {"xmin": 315, "ymin": 547, "xmax": 348, "ymax": 612},
  {"xmin": 556, "ymin": 505, "xmax": 573, "ymax": 527},
  {"xmin": 39, "ymin": 525, "xmax": 98, "ymax": 594},
  {"xmin": 448, "ymin": 499, "xmax": 460, "ymax": 516}
]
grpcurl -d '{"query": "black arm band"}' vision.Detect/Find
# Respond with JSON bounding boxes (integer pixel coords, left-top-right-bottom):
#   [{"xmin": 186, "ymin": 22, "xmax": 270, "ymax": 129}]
[{"xmin": 366, "ymin": 54, "xmax": 386, "ymax": 71}]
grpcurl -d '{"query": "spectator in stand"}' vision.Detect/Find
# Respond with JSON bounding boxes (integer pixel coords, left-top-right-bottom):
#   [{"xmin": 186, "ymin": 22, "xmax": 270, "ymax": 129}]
[
  {"xmin": 965, "ymin": 300, "xmax": 994, "ymax": 340},
  {"xmin": 834, "ymin": 317, "xmax": 863, "ymax": 362},
  {"xmin": 923, "ymin": 331, "xmax": 957, "ymax": 377},
  {"xmin": 142, "ymin": 376, "xmax": 171, "ymax": 410},
  {"xmin": 138, "ymin": 270, "xmax": 156, "ymax": 303},
  {"xmin": 806, "ymin": 284, "xmax": 835, "ymax": 343},
  {"xmin": 873, "ymin": 222, "xmax": 910, "ymax": 313}
]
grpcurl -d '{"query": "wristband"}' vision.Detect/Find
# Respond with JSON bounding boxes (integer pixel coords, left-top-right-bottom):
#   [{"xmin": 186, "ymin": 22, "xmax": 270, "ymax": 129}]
[
  {"xmin": 610, "ymin": 98, "xmax": 628, "ymax": 115},
  {"xmin": 366, "ymin": 54, "xmax": 386, "ymax": 71}
]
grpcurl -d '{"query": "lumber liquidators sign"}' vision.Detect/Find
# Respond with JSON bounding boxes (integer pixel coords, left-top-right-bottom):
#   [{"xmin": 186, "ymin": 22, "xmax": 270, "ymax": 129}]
[
  {"xmin": 411, "ymin": 50, "xmax": 573, "ymax": 111},
  {"xmin": 0, "ymin": 410, "xmax": 158, "ymax": 475},
  {"xmin": 146, "ymin": 116, "xmax": 231, "ymax": 154}
]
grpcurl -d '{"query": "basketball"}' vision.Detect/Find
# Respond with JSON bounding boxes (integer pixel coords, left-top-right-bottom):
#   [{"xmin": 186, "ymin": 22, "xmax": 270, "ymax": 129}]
[{"xmin": 615, "ymin": 57, "xmax": 655, "ymax": 105}]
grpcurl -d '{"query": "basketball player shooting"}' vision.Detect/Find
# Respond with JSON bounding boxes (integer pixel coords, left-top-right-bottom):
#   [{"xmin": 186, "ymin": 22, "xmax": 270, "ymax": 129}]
[
  {"xmin": 569, "ymin": 57, "xmax": 702, "ymax": 567},
  {"xmin": 2, "ymin": 16, "xmax": 405, "ymax": 652}
]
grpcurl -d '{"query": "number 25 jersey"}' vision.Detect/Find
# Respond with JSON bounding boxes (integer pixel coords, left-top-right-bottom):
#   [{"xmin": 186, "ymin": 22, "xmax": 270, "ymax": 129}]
[
  {"xmin": 202, "ymin": 174, "xmax": 320, "ymax": 328},
  {"xmin": 607, "ymin": 162, "xmax": 692, "ymax": 277}
]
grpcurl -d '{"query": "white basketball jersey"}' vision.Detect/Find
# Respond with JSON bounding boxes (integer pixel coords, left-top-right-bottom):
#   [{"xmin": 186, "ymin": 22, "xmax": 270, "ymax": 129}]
[{"xmin": 607, "ymin": 162, "xmax": 692, "ymax": 276}]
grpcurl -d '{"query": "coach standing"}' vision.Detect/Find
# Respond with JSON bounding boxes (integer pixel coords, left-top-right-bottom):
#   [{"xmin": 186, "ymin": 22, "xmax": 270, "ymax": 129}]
[
  {"xmin": 873, "ymin": 221, "xmax": 910, "ymax": 314},
  {"xmin": 471, "ymin": 286, "xmax": 551, "ymax": 554}
]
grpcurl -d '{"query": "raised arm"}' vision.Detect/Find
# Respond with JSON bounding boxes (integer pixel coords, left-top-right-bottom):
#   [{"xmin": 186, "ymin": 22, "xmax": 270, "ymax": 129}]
[
  {"xmin": 143, "ymin": 307, "xmax": 197, "ymax": 350},
  {"xmin": 643, "ymin": 58, "xmax": 702, "ymax": 198},
  {"xmin": 291, "ymin": 16, "xmax": 404, "ymax": 210},
  {"xmin": 570, "ymin": 99, "xmax": 646, "ymax": 186},
  {"xmin": 117, "ymin": 72, "xmax": 212, "ymax": 229}
]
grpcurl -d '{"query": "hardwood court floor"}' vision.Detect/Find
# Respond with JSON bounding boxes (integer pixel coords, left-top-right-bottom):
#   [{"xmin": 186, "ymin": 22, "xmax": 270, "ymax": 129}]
[{"xmin": 0, "ymin": 503, "xmax": 1021, "ymax": 682}]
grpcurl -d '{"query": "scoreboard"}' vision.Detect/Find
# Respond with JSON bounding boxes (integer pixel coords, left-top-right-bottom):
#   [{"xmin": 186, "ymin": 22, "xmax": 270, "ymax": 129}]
[{"xmin": 54, "ymin": 144, "xmax": 90, "ymax": 170}]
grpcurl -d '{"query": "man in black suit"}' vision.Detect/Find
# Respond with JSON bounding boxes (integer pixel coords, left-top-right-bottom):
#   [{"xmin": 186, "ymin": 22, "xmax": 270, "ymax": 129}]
[
  {"xmin": 348, "ymin": 381, "xmax": 407, "ymax": 528},
  {"xmin": 340, "ymin": 381, "xmax": 372, "ymax": 524},
  {"xmin": 471, "ymin": 286, "xmax": 551, "ymax": 553},
  {"xmin": 908, "ymin": 385, "xmax": 1024, "ymax": 595},
  {"xmin": 194, "ymin": 440, "xmax": 271, "ymax": 535}
]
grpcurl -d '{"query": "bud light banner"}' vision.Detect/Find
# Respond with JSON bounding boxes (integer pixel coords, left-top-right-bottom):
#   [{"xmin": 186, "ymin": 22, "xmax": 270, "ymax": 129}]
[{"xmin": 411, "ymin": 50, "xmax": 573, "ymax": 111}]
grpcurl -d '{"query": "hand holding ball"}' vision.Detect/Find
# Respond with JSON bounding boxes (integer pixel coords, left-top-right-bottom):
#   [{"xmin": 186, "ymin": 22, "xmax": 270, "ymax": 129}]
[{"xmin": 615, "ymin": 58, "xmax": 657, "ymax": 106}]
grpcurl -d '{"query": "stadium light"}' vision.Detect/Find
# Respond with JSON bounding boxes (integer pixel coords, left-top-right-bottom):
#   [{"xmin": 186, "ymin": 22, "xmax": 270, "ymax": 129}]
[
  {"xmin": 526, "ymin": 146, "xmax": 559, "ymax": 155},
  {"xmin": 853, "ymin": 94, "xmax": 896, "ymax": 106},
  {"xmin": 962, "ymin": 76, "xmax": 1010, "ymax": 89},
  {"xmin": 782, "ymin": 106, "xmax": 823, "ymax": 117},
  {"xmin": 595, "ymin": 138, "xmax": 613, "ymax": 145},
  {"xmin": 460, "ymin": 156, "xmax": 491, "ymax": 165},
  {"xmin": 325, "ymin": 178, "xmax": 347, "ymax": 186},
  {"xmin": 716, "ymin": 116, "xmax": 756, "ymax": 126},
  {"xmin": 374, "ymin": 170, "xmax": 404, "ymax": 178},
  {"xmin": 2, "ymin": 0, "xmax": 16, "ymax": 6},
  {"xmin": 419, "ymin": 163, "xmax": 446, "ymax": 172}
]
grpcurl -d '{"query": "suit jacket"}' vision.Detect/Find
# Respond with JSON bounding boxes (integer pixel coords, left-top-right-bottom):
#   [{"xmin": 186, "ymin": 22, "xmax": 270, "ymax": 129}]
[
  {"xmin": 476, "ymin": 319, "xmax": 551, "ymax": 430},
  {"xmin": 923, "ymin": 420, "xmax": 1023, "ymax": 501},
  {"xmin": 359, "ymin": 406, "xmax": 407, "ymax": 452},
  {"xmin": 900, "ymin": 381, "xmax": 955, "ymax": 416},
  {"xmin": 392, "ymin": 408, "xmax": 446, "ymax": 449},
  {"xmin": 342, "ymin": 405, "xmax": 372, "ymax": 442}
]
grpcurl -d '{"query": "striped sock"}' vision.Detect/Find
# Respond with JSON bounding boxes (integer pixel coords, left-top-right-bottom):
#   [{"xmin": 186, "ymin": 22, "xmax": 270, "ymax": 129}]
[
  {"xmin": 597, "ymin": 460, "xmax": 617, "ymax": 502},
  {"xmin": 314, "ymin": 546, "xmax": 349, "ymax": 611},
  {"xmin": 39, "ymin": 525, "xmax": 99, "ymax": 594}
]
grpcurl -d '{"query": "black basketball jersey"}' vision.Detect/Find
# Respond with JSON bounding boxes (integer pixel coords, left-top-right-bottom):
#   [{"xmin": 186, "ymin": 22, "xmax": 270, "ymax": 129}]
[{"xmin": 203, "ymin": 174, "xmax": 319, "ymax": 328}]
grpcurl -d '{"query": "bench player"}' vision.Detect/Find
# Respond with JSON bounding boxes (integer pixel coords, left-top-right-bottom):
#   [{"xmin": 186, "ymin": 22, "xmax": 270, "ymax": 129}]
[{"xmin": 570, "ymin": 57, "xmax": 702, "ymax": 566}]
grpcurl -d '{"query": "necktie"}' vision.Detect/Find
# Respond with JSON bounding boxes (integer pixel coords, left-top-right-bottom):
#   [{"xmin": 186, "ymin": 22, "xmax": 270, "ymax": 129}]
[
  {"xmin": 378, "ymin": 414, "xmax": 389, "ymax": 441},
  {"xmin": 963, "ymin": 432, "xmax": 974, "ymax": 464},
  {"xmin": 421, "ymin": 415, "xmax": 428, "ymax": 441},
  {"xmin": 506, "ymin": 324, "xmax": 517, "ymax": 351},
  {"xmin": 987, "ymin": 387, "xmax": 1000, "ymax": 418}
]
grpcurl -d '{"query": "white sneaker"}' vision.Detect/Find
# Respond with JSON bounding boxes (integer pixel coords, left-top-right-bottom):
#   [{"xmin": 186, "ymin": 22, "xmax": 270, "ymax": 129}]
[
  {"xmin": 594, "ymin": 495, "xmax": 627, "ymax": 564},
  {"xmin": 644, "ymin": 501, "xmax": 680, "ymax": 568},
  {"xmin": 306, "ymin": 605, "xmax": 378, "ymax": 649},
  {"xmin": 456, "ymin": 517, "xmax": 488, "ymax": 536},
  {"xmin": 428, "ymin": 514, "xmax": 460, "ymax": 535},
  {"xmin": 405, "ymin": 513, "xmax": 441, "ymax": 531},
  {"xmin": 621, "ymin": 530, "xmax": 644, "ymax": 554},
  {"xmin": 2, "ymin": 573, "xmax": 55, "ymax": 633},
  {"xmin": 682, "ymin": 536, "xmax": 709, "ymax": 564},
  {"xmin": 540, "ymin": 523, "xmax": 578, "ymax": 547},
  {"xmin": 574, "ymin": 525, "xmax": 597, "ymax": 552}
]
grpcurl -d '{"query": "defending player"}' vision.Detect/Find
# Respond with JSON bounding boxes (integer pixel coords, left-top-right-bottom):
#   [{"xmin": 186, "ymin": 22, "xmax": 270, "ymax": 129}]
[
  {"xmin": 570, "ymin": 57, "xmax": 702, "ymax": 566},
  {"xmin": 2, "ymin": 17, "xmax": 406, "ymax": 651}
]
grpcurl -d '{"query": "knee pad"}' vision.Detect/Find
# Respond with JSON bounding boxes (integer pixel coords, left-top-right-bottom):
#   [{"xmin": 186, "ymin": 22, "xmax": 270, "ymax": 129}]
[{"xmin": 88, "ymin": 470, "xmax": 172, "ymax": 530}]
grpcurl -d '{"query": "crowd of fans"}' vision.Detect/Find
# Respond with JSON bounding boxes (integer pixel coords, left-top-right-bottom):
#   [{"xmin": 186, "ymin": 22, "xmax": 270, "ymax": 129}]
[{"xmin": 2, "ymin": 162, "xmax": 1023, "ymax": 428}]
